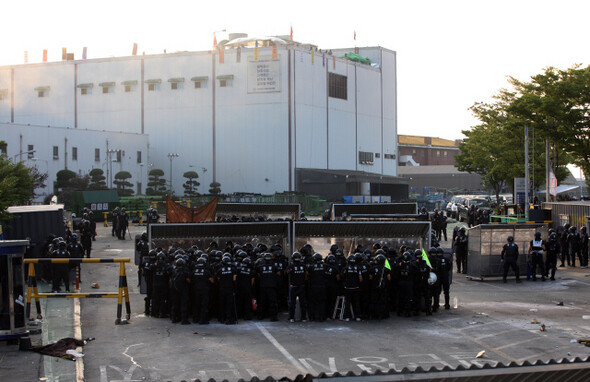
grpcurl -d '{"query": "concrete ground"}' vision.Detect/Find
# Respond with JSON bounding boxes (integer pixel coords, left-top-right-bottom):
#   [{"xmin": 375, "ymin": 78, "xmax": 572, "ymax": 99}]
[{"xmin": 2, "ymin": 221, "xmax": 590, "ymax": 382}]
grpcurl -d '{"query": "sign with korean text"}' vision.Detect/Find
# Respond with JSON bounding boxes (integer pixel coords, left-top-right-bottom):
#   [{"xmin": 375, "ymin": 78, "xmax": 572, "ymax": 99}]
[{"xmin": 248, "ymin": 56, "xmax": 280, "ymax": 93}]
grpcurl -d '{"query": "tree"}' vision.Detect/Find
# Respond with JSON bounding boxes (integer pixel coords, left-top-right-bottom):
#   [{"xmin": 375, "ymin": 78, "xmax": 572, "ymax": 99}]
[
  {"xmin": 88, "ymin": 168, "xmax": 107, "ymax": 190},
  {"xmin": 55, "ymin": 169, "xmax": 77, "ymax": 190},
  {"xmin": 146, "ymin": 169, "xmax": 167, "ymax": 196},
  {"xmin": 29, "ymin": 165, "xmax": 48, "ymax": 198},
  {"xmin": 183, "ymin": 171, "xmax": 200, "ymax": 197},
  {"xmin": 506, "ymin": 65, "xmax": 590, "ymax": 187},
  {"xmin": 208, "ymin": 181, "xmax": 221, "ymax": 195},
  {"xmin": 114, "ymin": 171, "xmax": 134, "ymax": 197},
  {"xmin": 0, "ymin": 156, "xmax": 36, "ymax": 223}
]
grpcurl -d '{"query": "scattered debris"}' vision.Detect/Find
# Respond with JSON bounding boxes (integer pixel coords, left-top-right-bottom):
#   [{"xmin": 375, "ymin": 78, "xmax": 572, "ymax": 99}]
[
  {"xmin": 583, "ymin": 315, "xmax": 590, "ymax": 320},
  {"xmin": 531, "ymin": 318, "xmax": 540, "ymax": 324},
  {"xmin": 474, "ymin": 312, "xmax": 488, "ymax": 317},
  {"xmin": 476, "ymin": 350, "xmax": 485, "ymax": 358},
  {"xmin": 530, "ymin": 308, "xmax": 538, "ymax": 313},
  {"xmin": 91, "ymin": 283, "xmax": 100, "ymax": 289},
  {"xmin": 557, "ymin": 302, "xmax": 564, "ymax": 306},
  {"xmin": 468, "ymin": 321, "xmax": 484, "ymax": 325},
  {"xmin": 540, "ymin": 324, "xmax": 546, "ymax": 332},
  {"xmin": 570, "ymin": 339, "xmax": 578, "ymax": 343},
  {"xmin": 193, "ymin": 332, "xmax": 199, "ymax": 334},
  {"xmin": 577, "ymin": 339, "xmax": 590, "ymax": 344}
]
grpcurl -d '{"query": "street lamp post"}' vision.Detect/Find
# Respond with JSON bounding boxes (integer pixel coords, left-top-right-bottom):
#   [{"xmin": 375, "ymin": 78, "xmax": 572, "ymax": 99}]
[
  {"xmin": 139, "ymin": 163, "xmax": 145, "ymax": 195},
  {"xmin": 107, "ymin": 149, "xmax": 121, "ymax": 188},
  {"xmin": 167, "ymin": 153, "xmax": 180, "ymax": 194},
  {"xmin": 13, "ymin": 150, "xmax": 36, "ymax": 163}
]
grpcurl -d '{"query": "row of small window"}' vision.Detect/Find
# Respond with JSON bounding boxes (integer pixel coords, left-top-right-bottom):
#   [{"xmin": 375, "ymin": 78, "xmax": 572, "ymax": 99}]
[
  {"xmin": 411, "ymin": 149, "xmax": 449, "ymax": 158},
  {"xmin": 26, "ymin": 144, "xmax": 142, "ymax": 163},
  {"xmin": 358, "ymin": 151, "xmax": 396, "ymax": 165}
]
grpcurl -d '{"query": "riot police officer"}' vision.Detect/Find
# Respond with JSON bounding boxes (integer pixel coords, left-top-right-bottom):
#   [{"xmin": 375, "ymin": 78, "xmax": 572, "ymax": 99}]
[
  {"xmin": 191, "ymin": 257, "xmax": 213, "ymax": 324},
  {"xmin": 528, "ymin": 232, "xmax": 546, "ymax": 281},
  {"xmin": 432, "ymin": 247, "xmax": 452, "ymax": 310},
  {"xmin": 286, "ymin": 252, "xmax": 307, "ymax": 322},
  {"xmin": 397, "ymin": 251, "xmax": 417, "ymax": 317},
  {"xmin": 544, "ymin": 232, "xmax": 561, "ymax": 281},
  {"xmin": 151, "ymin": 252, "xmax": 170, "ymax": 318},
  {"xmin": 369, "ymin": 253, "xmax": 391, "ymax": 320},
  {"xmin": 141, "ymin": 250, "xmax": 157, "ymax": 315},
  {"xmin": 217, "ymin": 255, "xmax": 237, "ymax": 325},
  {"xmin": 51, "ymin": 240, "xmax": 71, "ymax": 293},
  {"xmin": 80, "ymin": 219, "xmax": 93, "ymax": 258},
  {"xmin": 580, "ymin": 226, "xmax": 588, "ymax": 267},
  {"xmin": 341, "ymin": 255, "xmax": 362, "ymax": 321},
  {"xmin": 501, "ymin": 236, "xmax": 521, "ymax": 283},
  {"xmin": 567, "ymin": 226, "xmax": 581, "ymax": 267},
  {"xmin": 307, "ymin": 253, "xmax": 328, "ymax": 322},
  {"xmin": 257, "ymin": 253, "xmax": 280, "ymax": 321},
  {"xmin": 454, "ymin": 227, "xmax": 468, "ymax": 274},
  {"xmin": 170, "ymin": 258, "xmax": 191, "ymax": 324},
  {"xmin": 236, "ymin": 257, "xmax": 255, "ymax": 320},
  {"xmin": 136, "ymin": 232, "xmax": 150, "ymax": 287}
]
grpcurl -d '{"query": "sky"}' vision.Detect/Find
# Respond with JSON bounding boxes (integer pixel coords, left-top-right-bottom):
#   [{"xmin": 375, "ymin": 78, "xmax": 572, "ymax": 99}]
[{"xmin": 4, "ymin": 0, "xmax": 590, "ymax": 141}]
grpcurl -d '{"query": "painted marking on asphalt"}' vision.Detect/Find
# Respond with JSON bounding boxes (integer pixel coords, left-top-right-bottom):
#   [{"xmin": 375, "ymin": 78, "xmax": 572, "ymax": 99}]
[
  {"xmin": 480, "ymin": 283, "xmax": 511, "ymax": 292},
  {"xmin": 475, "ymin": 329, "xmax": 520, "ymax": 340},
  {"xmin": 495, "ymin": 336, "xmax": 543, "ymax": 350},
  {"xmin": 122, "ymin": 344, "xmax": 144, "ymax": 369},
  {"xmin": 457, "ymin": 320, "xmax": 502, "ymax": 331},
  {"xmin": 435, "ymin": 317, "xmax": 520, "ymax": 363},
  {"xmin": 74, "ymin": 297, "xmax": 84, "ymax": 382},
  {"xmin": 255, "ymin": 322, "xmax": 309, "ymax": 374},
  {"xmin": 298, "ymin": 357, "xmax": 337, "ymax": 375}
]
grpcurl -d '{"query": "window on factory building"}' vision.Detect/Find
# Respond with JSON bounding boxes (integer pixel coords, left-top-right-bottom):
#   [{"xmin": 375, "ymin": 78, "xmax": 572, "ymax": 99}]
[
  {"xmin": 358, "ymin": 151, "xmax": 374, "ymax": 165},
  {"xmin": 35, "ymin": 86, "xmax": 50, "ymax": 98},
  {"xmin": 95, "ymin": 148, "xmax": 100, "ymax": 162},
  {"xmin": 72, "ymin": 147, "xmax": 78, "ymax": 161},
  {"xmin": 444, "ymin": 151, "xmax": 448, "ymax": 157},
  {"xmin": 217, "ymin": 75, "xmax": 234, "ymax": 88},
  {"xmin": 148, "ymin": 83, "xmax": 160, "ymax": 91},
  {"xmin": 99, "ymin": 82, "xmax": 115, "ymax": 94},
  {"xmin": 329, "ymin": 73, "xmax": 347, "ymax": 100},
  {"xmin": 436, "ymin": 150, "xmax": 441, "ymax": 157},
  {"xmin": 53, "ymin": 146, "xmax": 59, "ymax": 160},
  {"xmin": 171, "ymin": 82, "xmax": 184, "ymax": 90},
  {"xmin": 192, "ymin": 76, "xmax": 208, "ymax": 89},
  {"xmin": 137, "ymin": 151, "xmax": 142, "ymax": 164},
  {"xmin": 122, "ymin": 80, "xmax": 137, "ymax": 93},
  {"xmin": 77, "ymin": 83, "xmax": 93, "ymax": 95}
]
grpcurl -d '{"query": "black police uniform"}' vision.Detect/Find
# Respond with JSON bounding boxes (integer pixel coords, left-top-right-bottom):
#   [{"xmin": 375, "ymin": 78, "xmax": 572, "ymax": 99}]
[
  {"xmin": 369, "ymin": 263, "xmax": 390, "ymax": 319},
  {"xmin": 217, "ymin": 264, "xmax": 237, "ymax": 324},
  {"xmin": 287, "ymin": 262, "xmax": 307, "ymax": 321},
  {"xmin": 151, "ymin": 260, "xmax": 170, "ymax": 318},
  {"xmin": 501, "ymin": 241, "xmax": 521, "ymax": 282},
  {"xmin": 529, "ymin": 238, "xmax": 546, "ymax": 281},
  {"xmin": 257, "ymin": 262, "xmax": 279, "ymax": 321},
  {"xmin": 170, "ymin": 264, "xmax": 191, "ymax": 324},
  {"xmin": 308, "ymin": 262, "xmax": 328, "ymax": 321},
  {"xmin": 341, "ymin": 263, "xmax": 361, "ymax": 320},
  {"xmin": 544, "ymin": 237, "xmax": 560, "ymax": 280},
  {"xmin": 236, "ymin": 262, "xmax": 255, "ymax": 320},
  {"xmin": 51, "ymin": 245, "xmax": 71, "ymax": 292},
  {"xmin": 191, "ymin": 264, "xmax": 212, "ymax": 324},
  {"xmin": 433, "ymin": 251, "xmax": 452, "ymax": 310}
]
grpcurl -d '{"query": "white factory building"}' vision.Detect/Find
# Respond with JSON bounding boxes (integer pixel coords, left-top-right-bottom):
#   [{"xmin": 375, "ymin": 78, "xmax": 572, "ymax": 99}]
[{"xmin": 0, "ymin": 34, "xmax": 407, "ymax": 201}]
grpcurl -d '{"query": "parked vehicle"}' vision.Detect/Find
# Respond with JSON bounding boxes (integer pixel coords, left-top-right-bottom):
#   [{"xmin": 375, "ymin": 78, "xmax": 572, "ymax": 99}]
[
  {"xmin": 458, "ymin": 197, "xmax": 492, "ymax": 222},
  {"xmin": 446, "ymin": 195, "xmax": 467, "ymax": 219}
]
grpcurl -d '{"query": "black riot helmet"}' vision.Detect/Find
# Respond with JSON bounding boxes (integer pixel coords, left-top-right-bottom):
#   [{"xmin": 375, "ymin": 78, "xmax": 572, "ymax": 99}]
[
  {"xmin": 222, "ymin": 255, "xmax": 232, "ymax": 264},
  {"xmin": 264, "ymin": 252, "xmax": 273, "ymax": 262},
  {"xmin": 326, "ymin": 254, "xmax": 336, "ymax": 264},
  {"xmin": 196, "ymin": 257, "xmax": 207, "ymax": 267},
  {"xmin": 549, "ymin": 232, "xmax": 557, "ymax": 241},
  {"xmin": 507, "ymin": 236, "xmax": 514, "ymax": 243},
  {"xmin": 175, "ymin": 258, "xmax": 186, "ymax": 267},
  {"xmin": 330, "ymin": 244, "xmax": 339, "ymax": 253},
  {"xmin": 291, "ymin": 252, "xmax": 302, "ymax": 263},
  {"xmin": 375, "ymin": 254, "xmax": 386, "ymax": 264},
  {"xmin": 141, "ymin": 232, "xmax": 148, "ymax": 240},
  {"xmin": 535, "ymin": 232, "xmax": 542, "ymax": 240},
  {"xmin": 313, "ymin": 253, "xmax": 323, "ymax": 263},
  {"xmin": 71, "ymin": 234, "xmax": 78, "ymax": 242},
  {"xmin": 242, "ymin": 257, "xmax": 252, "ymax": 266},
  {"xmin": 157, "ymin": 252, "xmax": 166, "ymax": 262},
  {"xmin": 148, "ymin": 249, "xmax": 158, "ymax": 258},
  {"xmin": 347, "ymin": 254, "xmax": 356, "ymax": 264},
  {"xmin": 402, "ymin": 251, "xmax": 412, "ymax": 261},
  {"xmin": 375, "ymin": 249, "xmax": 385, "ymax": 256}
]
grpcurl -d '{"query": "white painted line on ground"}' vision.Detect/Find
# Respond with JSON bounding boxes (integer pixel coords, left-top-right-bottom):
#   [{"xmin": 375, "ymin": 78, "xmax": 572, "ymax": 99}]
[
  {"xmin": 74, "ymin": 297, "xmax": 84, "ymax": 382},
  {"xmin": 475, "ymin": 329, "xmax": 520, "ymax": 340},
  {"xmin": 255, "ymin": 322, "xmax": 309, "ymax": 374},
  {"xmin": 495, "ymin": 336, "xmax": 542, "ymax": 350}
]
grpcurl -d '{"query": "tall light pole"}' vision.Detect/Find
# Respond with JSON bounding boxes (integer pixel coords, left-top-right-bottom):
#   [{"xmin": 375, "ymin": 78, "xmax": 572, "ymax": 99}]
[
  {"xmin": 167, "ymin": 153, "xmax": 180, "ymax": 194},
  {"xmin": 107, "ymin": 149, "xmax": 120, "ymax": 188},
  {"xmin": 139, "ymin": 163, "xmax": 145, "ymax": 195},
  {"xmin": 13, "ymin": 149, "xmax": 36, "ymax": 162}
]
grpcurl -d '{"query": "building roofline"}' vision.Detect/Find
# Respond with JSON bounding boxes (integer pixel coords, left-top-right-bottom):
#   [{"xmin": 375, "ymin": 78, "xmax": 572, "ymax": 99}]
[{"xmin": 0, "ymin": 122, "xmax": 148, "ymax": 137}]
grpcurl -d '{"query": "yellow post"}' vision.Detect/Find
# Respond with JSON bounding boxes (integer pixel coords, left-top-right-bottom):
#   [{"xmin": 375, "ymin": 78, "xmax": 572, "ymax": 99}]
[{"xmin": 103, "ymin": 211, "xmax": 109, "ymax": 227}]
